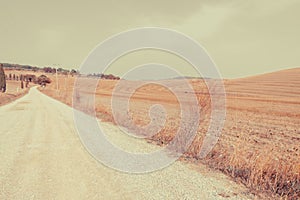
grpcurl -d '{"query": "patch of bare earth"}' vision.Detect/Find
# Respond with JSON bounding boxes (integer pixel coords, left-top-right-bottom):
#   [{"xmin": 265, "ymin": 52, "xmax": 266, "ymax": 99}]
[{"xmin": 0, "ymin": 80, "xmax": 30, "ymax": 106}]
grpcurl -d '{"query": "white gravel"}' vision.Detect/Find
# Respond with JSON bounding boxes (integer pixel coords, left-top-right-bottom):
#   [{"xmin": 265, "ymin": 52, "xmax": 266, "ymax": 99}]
[{"xmin": 0, "ymin": 87, "xmax": 255, "ymax": 199}]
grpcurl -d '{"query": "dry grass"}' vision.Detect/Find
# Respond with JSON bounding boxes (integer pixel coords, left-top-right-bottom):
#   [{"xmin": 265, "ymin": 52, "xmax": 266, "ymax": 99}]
[
  {"xmin": 0, "ymin": 69, "xmax": 32, "ymax": 106},
  {"xmin": 41, "ymin": 68, "xmax": 300, "ymax": 199}
]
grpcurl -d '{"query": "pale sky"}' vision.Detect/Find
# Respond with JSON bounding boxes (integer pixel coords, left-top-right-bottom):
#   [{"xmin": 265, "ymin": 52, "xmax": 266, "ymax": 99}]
[{"xmin": 0, "ymin": 0, "xmax": 299, "ymax": 78}]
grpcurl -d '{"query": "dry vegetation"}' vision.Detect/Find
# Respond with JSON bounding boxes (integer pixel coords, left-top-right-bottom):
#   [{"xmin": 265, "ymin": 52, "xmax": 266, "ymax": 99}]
[
  {"xmin": 40, "ymin": 68, "xmax": 300, "ymax": 199},
  {"xmin": 0, "ymin": 69, "xmax": 33, "ymax": 106}
]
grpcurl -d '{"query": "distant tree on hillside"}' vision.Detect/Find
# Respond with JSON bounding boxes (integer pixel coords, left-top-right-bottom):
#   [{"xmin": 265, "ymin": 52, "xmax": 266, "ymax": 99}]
[
  {"xmin": 32, "ymin": 67, "xmax": 39, "ymax": 72},
  {"xmin": 43, "ymin": 67, "xmax": 55, "ymax": 73},
  {"xmin": 70, "ymin": 69, "xmax": 78, "ymax": 77},
  {"xmin": 36, "ymin": 75, "xmax": 51, "ymax": 87},
  {"xmin": 0, "ymin": 64, "xmax": 6, "ymax": 92}
]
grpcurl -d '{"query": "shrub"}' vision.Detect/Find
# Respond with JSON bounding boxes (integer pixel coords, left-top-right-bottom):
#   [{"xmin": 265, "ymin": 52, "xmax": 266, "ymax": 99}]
[{"xmin": 36, "ymin": 75, "xmax": 51, "ymax": 86}]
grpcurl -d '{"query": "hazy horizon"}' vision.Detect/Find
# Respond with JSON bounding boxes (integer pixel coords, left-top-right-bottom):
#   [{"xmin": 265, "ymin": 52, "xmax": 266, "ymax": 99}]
[{"xmin": 1, "ymin": 0, "xmax": 299, "ymax": 79}]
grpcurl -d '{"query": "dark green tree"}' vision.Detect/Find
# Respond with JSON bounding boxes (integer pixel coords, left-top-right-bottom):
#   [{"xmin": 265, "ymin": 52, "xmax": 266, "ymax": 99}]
[
  {"xmin": 36, "ymin": 75, "xmax": 51, "ymax": 87},
  {"xmin": 0, "ymin": 64, "xmax": 6, "ymax": 92}
]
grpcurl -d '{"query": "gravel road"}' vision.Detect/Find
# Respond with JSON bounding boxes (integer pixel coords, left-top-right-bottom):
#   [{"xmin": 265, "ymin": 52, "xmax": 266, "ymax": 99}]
[{"xmin": 0, "ymin": 87, "xmax": 255, "ymax": 199}]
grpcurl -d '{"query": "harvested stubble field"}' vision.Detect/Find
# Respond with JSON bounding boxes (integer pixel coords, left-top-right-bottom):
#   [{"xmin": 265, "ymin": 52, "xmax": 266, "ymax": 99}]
[{"xmin": 41, "ymin": 68, "xmax": 300, "ymax": 199}]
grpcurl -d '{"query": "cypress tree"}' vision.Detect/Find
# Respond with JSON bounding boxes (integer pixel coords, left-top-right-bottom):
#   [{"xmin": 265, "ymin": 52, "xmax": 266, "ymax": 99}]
[{"xmin": 0, "ymin": 64, "xmax": 6, "ymax": 93}]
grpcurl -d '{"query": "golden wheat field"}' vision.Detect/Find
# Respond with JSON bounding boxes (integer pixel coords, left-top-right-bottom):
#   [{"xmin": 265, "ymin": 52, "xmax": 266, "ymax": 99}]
[{"xmin": 39, "ymin": 68, "xmax": 300, "ymax": 199}]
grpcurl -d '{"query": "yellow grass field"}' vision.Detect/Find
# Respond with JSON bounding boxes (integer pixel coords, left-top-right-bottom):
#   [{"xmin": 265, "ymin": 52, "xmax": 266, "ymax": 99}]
[{"xmin": 38, "ymin": 68, "xmax": 299, "ymax": 199}]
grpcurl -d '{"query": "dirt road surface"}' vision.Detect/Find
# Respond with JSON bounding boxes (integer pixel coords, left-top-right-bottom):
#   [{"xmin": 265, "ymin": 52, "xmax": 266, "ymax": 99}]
[{"xmin": 0, "ymin": 87, "xmax": 255, "ymax": 200}]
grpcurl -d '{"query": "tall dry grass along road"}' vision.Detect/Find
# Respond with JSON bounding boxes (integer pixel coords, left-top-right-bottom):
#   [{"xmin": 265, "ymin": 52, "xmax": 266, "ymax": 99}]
[{"xmin": 0, "ymin": 87, "xmax": 254, "ymax": 200}]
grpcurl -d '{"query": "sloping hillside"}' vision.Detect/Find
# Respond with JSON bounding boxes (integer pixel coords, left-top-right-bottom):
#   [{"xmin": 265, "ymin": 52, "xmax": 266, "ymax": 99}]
[{"xmin": 40, "ymin": 68, "xmax": 300, "ymax": 199}]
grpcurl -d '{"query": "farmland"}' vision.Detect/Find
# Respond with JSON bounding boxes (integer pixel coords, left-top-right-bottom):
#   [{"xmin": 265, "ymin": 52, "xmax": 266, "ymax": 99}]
[{"xmin": 40, "ymin": 68, "xmax": 300, "ymax": 199}]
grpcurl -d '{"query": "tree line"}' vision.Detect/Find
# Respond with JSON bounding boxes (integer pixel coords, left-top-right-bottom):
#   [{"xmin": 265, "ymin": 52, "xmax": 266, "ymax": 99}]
[
  {"xmin": 87, "ymin": 73, "xmax": 120, "ymax": 80},
  {"xmin": 1, "ymin": 63, "xmax": 78, "ymax": 75},
  {"xmin": 0, "ymin": 63, "xmax": 53, "ymax": 93},
  {"xmin": 0, "ymin": 62, "xmax": 121, "ymax": 93}
]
